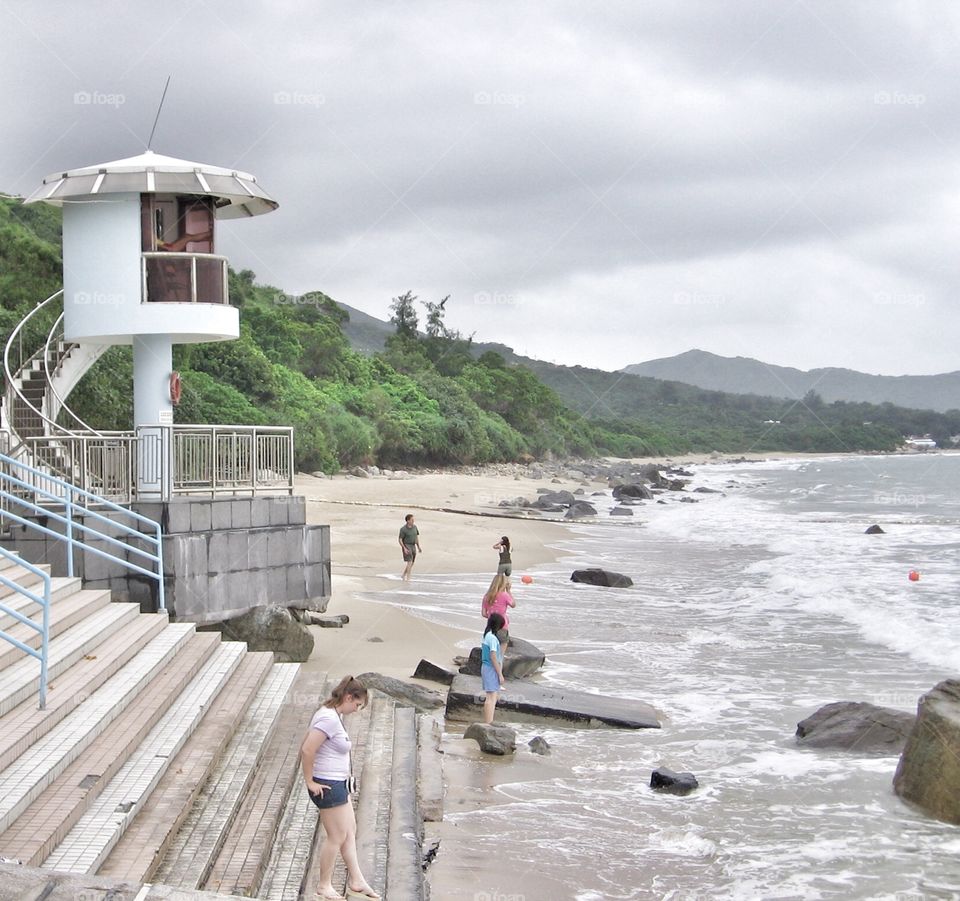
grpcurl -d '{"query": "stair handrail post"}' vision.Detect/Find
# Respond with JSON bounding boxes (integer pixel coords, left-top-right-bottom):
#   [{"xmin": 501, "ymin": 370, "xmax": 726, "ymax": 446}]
[
  {"xmin": 39, "ymin": 573, "xmax": 50, "ymax": 709},
  {"xmin": 65, "ymin": 484, "xmax": 75, "ymax": 578}
]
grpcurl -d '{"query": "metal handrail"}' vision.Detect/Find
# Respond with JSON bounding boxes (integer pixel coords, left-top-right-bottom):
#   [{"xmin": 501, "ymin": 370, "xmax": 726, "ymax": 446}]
[{"xmin": 0, "ymin": 546, "xmax": 51, "ymax": 709}]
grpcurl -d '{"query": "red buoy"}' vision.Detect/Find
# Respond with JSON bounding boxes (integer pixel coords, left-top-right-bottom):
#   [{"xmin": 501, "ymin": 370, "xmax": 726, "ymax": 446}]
[
  {"xmin": 521, "ymin": 574, "xmax": 533, "ymax": 584},
  {"xmin": 908, "ymin": 570, "xmax": 921, "ymax": 582}
]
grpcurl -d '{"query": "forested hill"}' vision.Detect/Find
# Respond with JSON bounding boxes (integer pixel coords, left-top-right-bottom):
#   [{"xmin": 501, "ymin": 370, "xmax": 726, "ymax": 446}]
[
  {"xmin": 624, "ymin": 349, "xmax": 960, "ymax": 414},
  {"xmin": 2, "ymin": 194, "xmax": 959, "ymax": 470}
]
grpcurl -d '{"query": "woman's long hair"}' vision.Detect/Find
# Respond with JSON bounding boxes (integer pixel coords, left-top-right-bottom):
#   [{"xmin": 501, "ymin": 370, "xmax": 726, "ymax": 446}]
[
  {"xmin": 323, "ymin": 675, "xmax": 368, "ymax": 708},
  {"xmin": 484, "ymin": 613, "xmax": 506, "ymax": 636},
  {"xmin": 499, "ymin": 535, "xmax": 511, "ymax": 552},
  {"xmin": 483, "ymin": 573, "xmax": 509, "ymax": 606}
]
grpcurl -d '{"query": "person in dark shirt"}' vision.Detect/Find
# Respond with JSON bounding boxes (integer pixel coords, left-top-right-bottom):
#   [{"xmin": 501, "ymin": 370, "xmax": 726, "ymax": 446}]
[
  {"xmin": 493, "ymin": 535, "xmax": 512, "ymax": 576},
  {"xmin": 398, "ymin": 513, "xmax": 422, "ymax": 581}
]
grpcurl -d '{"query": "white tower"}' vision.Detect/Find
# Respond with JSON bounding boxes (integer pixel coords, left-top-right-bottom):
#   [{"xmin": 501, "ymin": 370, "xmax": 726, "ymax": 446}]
[{"xmin": 26, "ymin": 151, "xmax": 278, "ymax": 430}]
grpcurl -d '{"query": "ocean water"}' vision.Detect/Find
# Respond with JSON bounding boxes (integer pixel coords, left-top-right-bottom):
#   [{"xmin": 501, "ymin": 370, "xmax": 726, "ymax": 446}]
[{"xmin": 369, "ymin": 453, "xmax": 960, "ymax": 900}]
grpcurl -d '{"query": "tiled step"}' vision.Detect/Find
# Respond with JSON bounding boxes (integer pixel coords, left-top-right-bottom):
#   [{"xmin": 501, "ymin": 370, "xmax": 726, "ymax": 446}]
[
  {"xmin": 41, "ymin": 640, "xmax": 247, "ymax": 874},
  {"xmin": 0, "ymin": 569, "xmax": 76, "ymax": 625},
  {"xmin": 0, "ymin": 632, "xmax": 221, "ymax": 865},
  {"xmin": 200, "ymin": 669, "xmax": 319, "ymax": 897},
  {"xmin": 98, "ymin": 651, "xmax": 283, "ymax": 884},
  {"xmin": 0, "ymin": 612, "xmax": 168, "ymax": 773},
  {"xmin": 0, "ymin": 621, "xmax": 196, "ymax": 834},
  {"xmin": 351, "ymin": 693, "xmax": 396, "ymax": 898},
  {"xmin": 259, "ymin": 675, "xmax": 334, "ymax": 901},
  {"xmin": 386, "ymin": 706, "xmax": 424, "ymax": 901},
  {"xmin": 0, "ymin": 601, "xmax": 141, "ymax": 716},
  {"xmin": 0, "ymin": 589, "xmax": 110, "ymax": 670}
]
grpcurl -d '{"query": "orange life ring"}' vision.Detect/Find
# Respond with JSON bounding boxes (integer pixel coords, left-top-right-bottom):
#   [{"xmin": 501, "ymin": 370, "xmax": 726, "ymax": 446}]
[{"xmin": 169, "ymin": 371, "xmax": 182, "ymax": 406}]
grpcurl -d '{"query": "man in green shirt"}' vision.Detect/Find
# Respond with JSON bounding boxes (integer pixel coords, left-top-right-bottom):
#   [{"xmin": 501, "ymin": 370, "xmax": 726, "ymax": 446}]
[{"xmin": 398, "ymin": 513, "xmax": 422, "ymax": 581}]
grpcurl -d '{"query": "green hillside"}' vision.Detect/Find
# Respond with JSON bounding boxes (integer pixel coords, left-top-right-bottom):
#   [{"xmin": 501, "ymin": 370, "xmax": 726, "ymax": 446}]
[{"xmin": 2, "ymin": 194, "xmax": 958, "ymax": 470}]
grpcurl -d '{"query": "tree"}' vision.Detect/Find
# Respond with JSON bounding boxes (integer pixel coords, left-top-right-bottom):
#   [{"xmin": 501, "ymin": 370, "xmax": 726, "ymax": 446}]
[
  {"xmin": 423, "ymin": 295, "xmax": 450, "ymax": 339},
  {"xmin": 389, "ymin": 290, "xmax": 419, "ymax": 338}
]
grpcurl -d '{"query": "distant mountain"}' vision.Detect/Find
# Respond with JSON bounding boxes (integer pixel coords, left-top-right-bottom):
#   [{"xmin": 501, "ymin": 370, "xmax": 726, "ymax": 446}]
[{"xmin": 623, "ymin": 350, "xmax": 960, "ymax": 414}]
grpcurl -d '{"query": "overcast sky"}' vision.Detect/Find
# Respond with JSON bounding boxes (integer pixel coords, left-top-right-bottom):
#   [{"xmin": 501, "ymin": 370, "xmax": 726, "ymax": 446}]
[{"xmin": 2, "ymin": 1, "xmax": 958, "ymax": 376}]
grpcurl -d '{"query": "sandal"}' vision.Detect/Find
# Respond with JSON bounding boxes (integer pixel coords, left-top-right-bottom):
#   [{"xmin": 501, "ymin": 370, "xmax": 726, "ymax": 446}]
[
  {"xmin": 346, "ymin": 886, "xmax": 380, "ymax": 900},
  {"xmin": 317, "ymin": 890, "xmax": 345, "ymax": 901}
]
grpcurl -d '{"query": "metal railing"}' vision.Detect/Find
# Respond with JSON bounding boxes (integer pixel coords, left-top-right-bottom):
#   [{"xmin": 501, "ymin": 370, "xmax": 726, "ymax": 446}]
[
  {"xmin": 0, "ymin": 451, "xmax": 165, "ymax": 709},
  {"xmin": 141, "ymin": 252, "xmax": 229, "ymax": 304},
  {"xmin": 0, "ymin": 546, "xmax": 51, "ymax": 708}
]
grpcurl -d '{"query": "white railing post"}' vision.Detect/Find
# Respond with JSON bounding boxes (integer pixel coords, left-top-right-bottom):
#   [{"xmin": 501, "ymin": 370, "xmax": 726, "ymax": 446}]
[{"xmin": 65, "ymin": 484, "xmax": 75, "ymax": 578}]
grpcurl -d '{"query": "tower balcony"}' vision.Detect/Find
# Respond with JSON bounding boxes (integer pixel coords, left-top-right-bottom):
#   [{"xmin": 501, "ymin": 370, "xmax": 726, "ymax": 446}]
[{"xmin": 141, "ymin": 252, "xmax": 229, "ymax": 305}]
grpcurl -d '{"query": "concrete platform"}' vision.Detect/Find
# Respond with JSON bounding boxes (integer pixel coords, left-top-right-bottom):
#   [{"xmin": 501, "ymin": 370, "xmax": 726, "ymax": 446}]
[{"xmin": 446, "ymin": 675, "xmax": 662, "ymax": 729}]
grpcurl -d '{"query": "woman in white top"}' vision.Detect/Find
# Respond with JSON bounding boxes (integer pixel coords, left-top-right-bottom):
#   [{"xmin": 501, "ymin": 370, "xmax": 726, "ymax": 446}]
[{"xmin": 300, "ymin": 675, "xmax": 379, "ymax": 900}]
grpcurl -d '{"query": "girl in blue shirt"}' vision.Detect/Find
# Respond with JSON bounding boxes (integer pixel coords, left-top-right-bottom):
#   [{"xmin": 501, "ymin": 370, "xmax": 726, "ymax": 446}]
[{"xmin": 481, "ymin": 613, "xmax": 506, "ymax": 723}]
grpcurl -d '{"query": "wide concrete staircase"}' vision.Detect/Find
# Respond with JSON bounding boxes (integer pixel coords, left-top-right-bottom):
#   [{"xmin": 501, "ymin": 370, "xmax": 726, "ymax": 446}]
[{"xmin": 0, "ymin": 552, "xmax": 435, "ymax": 900}]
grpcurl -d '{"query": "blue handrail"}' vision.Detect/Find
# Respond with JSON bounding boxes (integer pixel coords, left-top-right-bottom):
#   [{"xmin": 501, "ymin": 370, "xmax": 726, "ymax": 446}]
[
  {"xmin": 0, "ymin": 547, "xmax": 50, "ymax": 708},
  {"xmin": 0, "ymin": 450, "xmax": 165, "ymax": 709}
]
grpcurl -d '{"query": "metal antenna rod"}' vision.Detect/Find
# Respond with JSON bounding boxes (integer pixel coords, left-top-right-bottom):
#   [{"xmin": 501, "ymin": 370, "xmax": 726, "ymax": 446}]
[{"xmin": 147, "ymin": 76, "xmax": 171, "ymax": 150}]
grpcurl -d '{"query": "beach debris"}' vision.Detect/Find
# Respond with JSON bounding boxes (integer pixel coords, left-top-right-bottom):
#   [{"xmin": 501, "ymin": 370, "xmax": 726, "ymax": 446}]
[
  {"xmin": 570, "ymin": 568, "xmax": 634, "ymax": 588},
  {"xmin": 464, "ymin": 723, "xmax": 517, "ymax": 755},
  {"xmin": 564, "ymin": 501, "xmax": 598, "ymax": 519},
  {"xmin": 356, "ymin": 671, "xmax": 446, "ymax": 711},
  {"xmin": 610, "ymin": 506, "xmax": 634, "ymax": 516},
  {"xmin": 459, "ymin": 636, "xmax": 546, "ymax": 679},
  {"xmin": 650, "ymin": 768, "xmax": 699, "ymax": 795},
  {"xmin": 894, "ymin": 679, "xmax": 960, "ymax": 826},
  {"xmin": 909, "ymin": 570, "xmax": 921, "ymax": 581},
  {"xmin": 796, "ymin": 701, "xmax": 916, "ymax": 755},
  {"xmin": 305, "ymin": 613, "xmax": 350, "ymax": 628},
  {"xmin": 865, "ymin": 524, "xmax": 885, "ymax": 534},
  {"xmin": 528, "ymin": 735, "xmax": 551, "ymax": 756},
  {"xmin": 215, "ymin": 605, "xmax": 314, "ymax": 662},
  {"xmin": 367, "ymin": 636, "xmax": 384, "ymax": 642},
  {"xmin": 447, "ymin": 674, "xmax": 660, "ymax": 729},
  {"xmin": 412, "ymin": 659, "xmax": 456, "ymax": 686}
]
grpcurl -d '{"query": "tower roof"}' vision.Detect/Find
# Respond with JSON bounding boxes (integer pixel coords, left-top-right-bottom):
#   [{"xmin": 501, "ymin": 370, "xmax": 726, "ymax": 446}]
[{"xmin": 25, "ymin": 150, "xmax": 279, "ymax": 218}]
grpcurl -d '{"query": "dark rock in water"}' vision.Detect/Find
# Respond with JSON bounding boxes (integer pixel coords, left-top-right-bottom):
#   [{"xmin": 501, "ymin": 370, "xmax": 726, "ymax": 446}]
[
  {"xmin": 570, "ymin": 568, "xmax": 634, "ymax": 588},
  {"xmin": 465, "ymin": 722, "xmax": 517, "ymax": 755},
  {"xmin": 796, "ymin": 701, "xmax": 915, "ymax": 754},
  {"xmin": 610, "ymin": 506, "xmax": 634, "ymax": 516},
  {"xmin": 617, "ymin": 496, "xmax": 646, "ymax": 506},
  {"xmin": 666, "ymin": 478, "xmax": 689, "ymax": 491},
  {"xmin": 693, "ymin": 486, "xmax": 721, "ymax": 494},
  {"xmin": 679, "ymin": 496, "xmax": 699, "ymax": 503},
  {"xmin": 459, "ymin": 636, "xmax": 546, "ymax": 679},
  {"xmin": 564, "ymin": 501, "xmax": 597, "ymax": 519},
  {"xmin": 634, "ymin": 463, "xmax": 668, "ymax": 487},
  {"xmin": 217, "ymin": 606, "xmax": 314, "ymax": 662},
  {"xmin": 528, "ymin": 735, "xmax": 552, "ymax": 756},
  {"xmin": 535, "ymin": 490, "xmax": 576, "ymax": 507},
  {"xmin": 574, "ymin": 488, "xmax": 585, "ymax": 495},
  {"xmin": 412, "ymin": 658, "xmax": 456, "ymax": 685},
  {"xmin": 591, "ymin": 491, "xmax": 607, "ymax": 496},
  {"xmin": 667, "ymin": 467, "xmax": 694, "ymax": 477},
  {"xmin": 894, "ymin": 679, "xmax": 960, "ymax": 825},
  {"xmin": 356, "ymin": 671, "xmax": 446, "ymax": 711},
  {"xmin": 865, "ymin": 524, "xmax": 885, "ymax": 534},
  {"xmin": 650, "ymin": 767, "xmax": 699, "ymax": 795},
  {"xmin": 613, "ymin": 483, "xmax": 654, "ymax": 500}
]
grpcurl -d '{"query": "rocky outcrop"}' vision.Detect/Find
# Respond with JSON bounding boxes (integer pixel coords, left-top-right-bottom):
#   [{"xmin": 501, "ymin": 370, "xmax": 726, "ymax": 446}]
[
  {"xmin": 356, "ymin": 672, "xmax": 446, "ymax": 711},
  {"xmin": 650, "ymin": 768, "xmax": 699, "ymax": 795},
  {"xmin": 796, "ymin": 701, "xmax": 915, "ymax": 754},
  {"xmin": 458, "ymin": 636, "xmax": 546, "ymax": 679},
  {"xmin": 894, "ymin": 679, "xmax": 960, "ymax": 824},
  {"xmin": 564, "ymin": 501, "xmax": 597, "ymax": 519},
  {"xmin": 613, "ymin": 483, "xmax": 654, "ymax": 500},
  {"xmin": 570, "ymin": 568, "xmax": 634, "ymax": 588},
  {"xmin": 464, "ymin": 723, "xmax": 516, "ymax": 755},
  {"xmin": 216, "ymin": 605, "xmax": 314, "ymax": 662}
]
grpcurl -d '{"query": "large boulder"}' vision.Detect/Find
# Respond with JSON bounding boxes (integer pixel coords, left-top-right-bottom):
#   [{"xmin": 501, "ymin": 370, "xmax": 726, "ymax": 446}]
[
  {"xmin": 356, "ymin": 672, "xmax": 446, "ymax": 711},
  {"xmin": 535, "ymin": 490, "xmax": 575, "ymax": 508},
  {"xmin": 894, "ymin": 679, "xmax": 960, "ymax": 824},
  {"xmin": 564, "ymin": 501, "xmax": 597, "ymax": 519},
  {"xmin": 570, "ymin": 568, "xmax": 634, "ymax": 588},
  {"xmin": 796, "ymin": 701, "xmax": 915, "ymax": 754},
  {"xmin": 412, "ymin": 659, "xmax": 456, "ymax": 685},
  {"xmin": 459, "ymin": 636, "xmax": 546, "ymax": 679},
  {"xmin": 217, "ymin": 606, "xmax": 314, "ymax": 662},
  {"xmin": 650, "ymin": 767, "xmax": 699, "ymax": 796},
  {"xmin": 464, "ymin": 723, "xmax": 516, "ymax": 755},
  {"xmin": 612, "ymin": 483, "xmax": 654, "ymax": 500}
]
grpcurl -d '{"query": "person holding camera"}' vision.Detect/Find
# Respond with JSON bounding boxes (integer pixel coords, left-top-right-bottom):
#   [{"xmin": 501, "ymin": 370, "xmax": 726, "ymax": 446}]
[
  {"xmin": 300, "ymin": 676, "xmax": 380, "ymax": 900},
  {"xmin": 493, "ymin": 535, "xmax": 512, "ymax": 576}
]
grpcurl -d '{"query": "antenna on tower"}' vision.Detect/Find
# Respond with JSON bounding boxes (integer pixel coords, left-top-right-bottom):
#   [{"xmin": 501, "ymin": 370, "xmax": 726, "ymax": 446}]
[{"xmin": 147, "ymin": 76, "xmax": 172, "ymax": 151}]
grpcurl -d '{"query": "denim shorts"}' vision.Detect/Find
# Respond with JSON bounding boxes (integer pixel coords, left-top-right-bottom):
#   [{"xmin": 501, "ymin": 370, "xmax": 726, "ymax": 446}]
[
  {"xmin": 308, "ymin": 778, "xmax": 349, "ymax": 809},
  {"xmin": 481, "ymin": 662, "xmax": 502, "ymax": 692}
]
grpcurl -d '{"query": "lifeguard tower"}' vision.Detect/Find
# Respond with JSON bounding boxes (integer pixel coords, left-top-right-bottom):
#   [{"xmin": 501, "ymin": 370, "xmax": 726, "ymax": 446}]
[{"xmin": 1, "ymin": 151, "xmax": 330, "ymax": 621}]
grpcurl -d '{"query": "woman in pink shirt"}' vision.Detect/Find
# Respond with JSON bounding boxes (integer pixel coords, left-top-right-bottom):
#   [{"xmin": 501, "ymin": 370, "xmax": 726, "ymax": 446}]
[{"xmin": 481, "ymin": 573, "xmax": 515, "ymax": 650}]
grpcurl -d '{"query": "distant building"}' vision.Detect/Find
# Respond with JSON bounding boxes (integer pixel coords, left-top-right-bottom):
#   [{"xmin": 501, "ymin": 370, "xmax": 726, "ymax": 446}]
[{"xmin": 904, "ymin": 436, "xmax": 937, "ymax": 449}]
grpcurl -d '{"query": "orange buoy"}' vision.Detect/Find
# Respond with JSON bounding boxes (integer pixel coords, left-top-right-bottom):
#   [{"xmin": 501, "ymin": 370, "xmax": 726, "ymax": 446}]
[
  {"xmin": 908, "ymin": 570, "xmax": 921, "ymax": 582},
  {"xmin": 521, "ymin": 574, "xmax": 533, "ymax": 584}
]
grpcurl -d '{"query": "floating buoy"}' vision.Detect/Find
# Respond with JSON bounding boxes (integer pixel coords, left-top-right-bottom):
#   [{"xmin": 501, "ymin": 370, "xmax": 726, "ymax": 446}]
[
  {"xmin": 521, "ymin": 574, "xmax": 533, "ymax": 584},
  {"xmin": 908, "ymin": 570, "xmax": 921, "ymax": 582}
]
